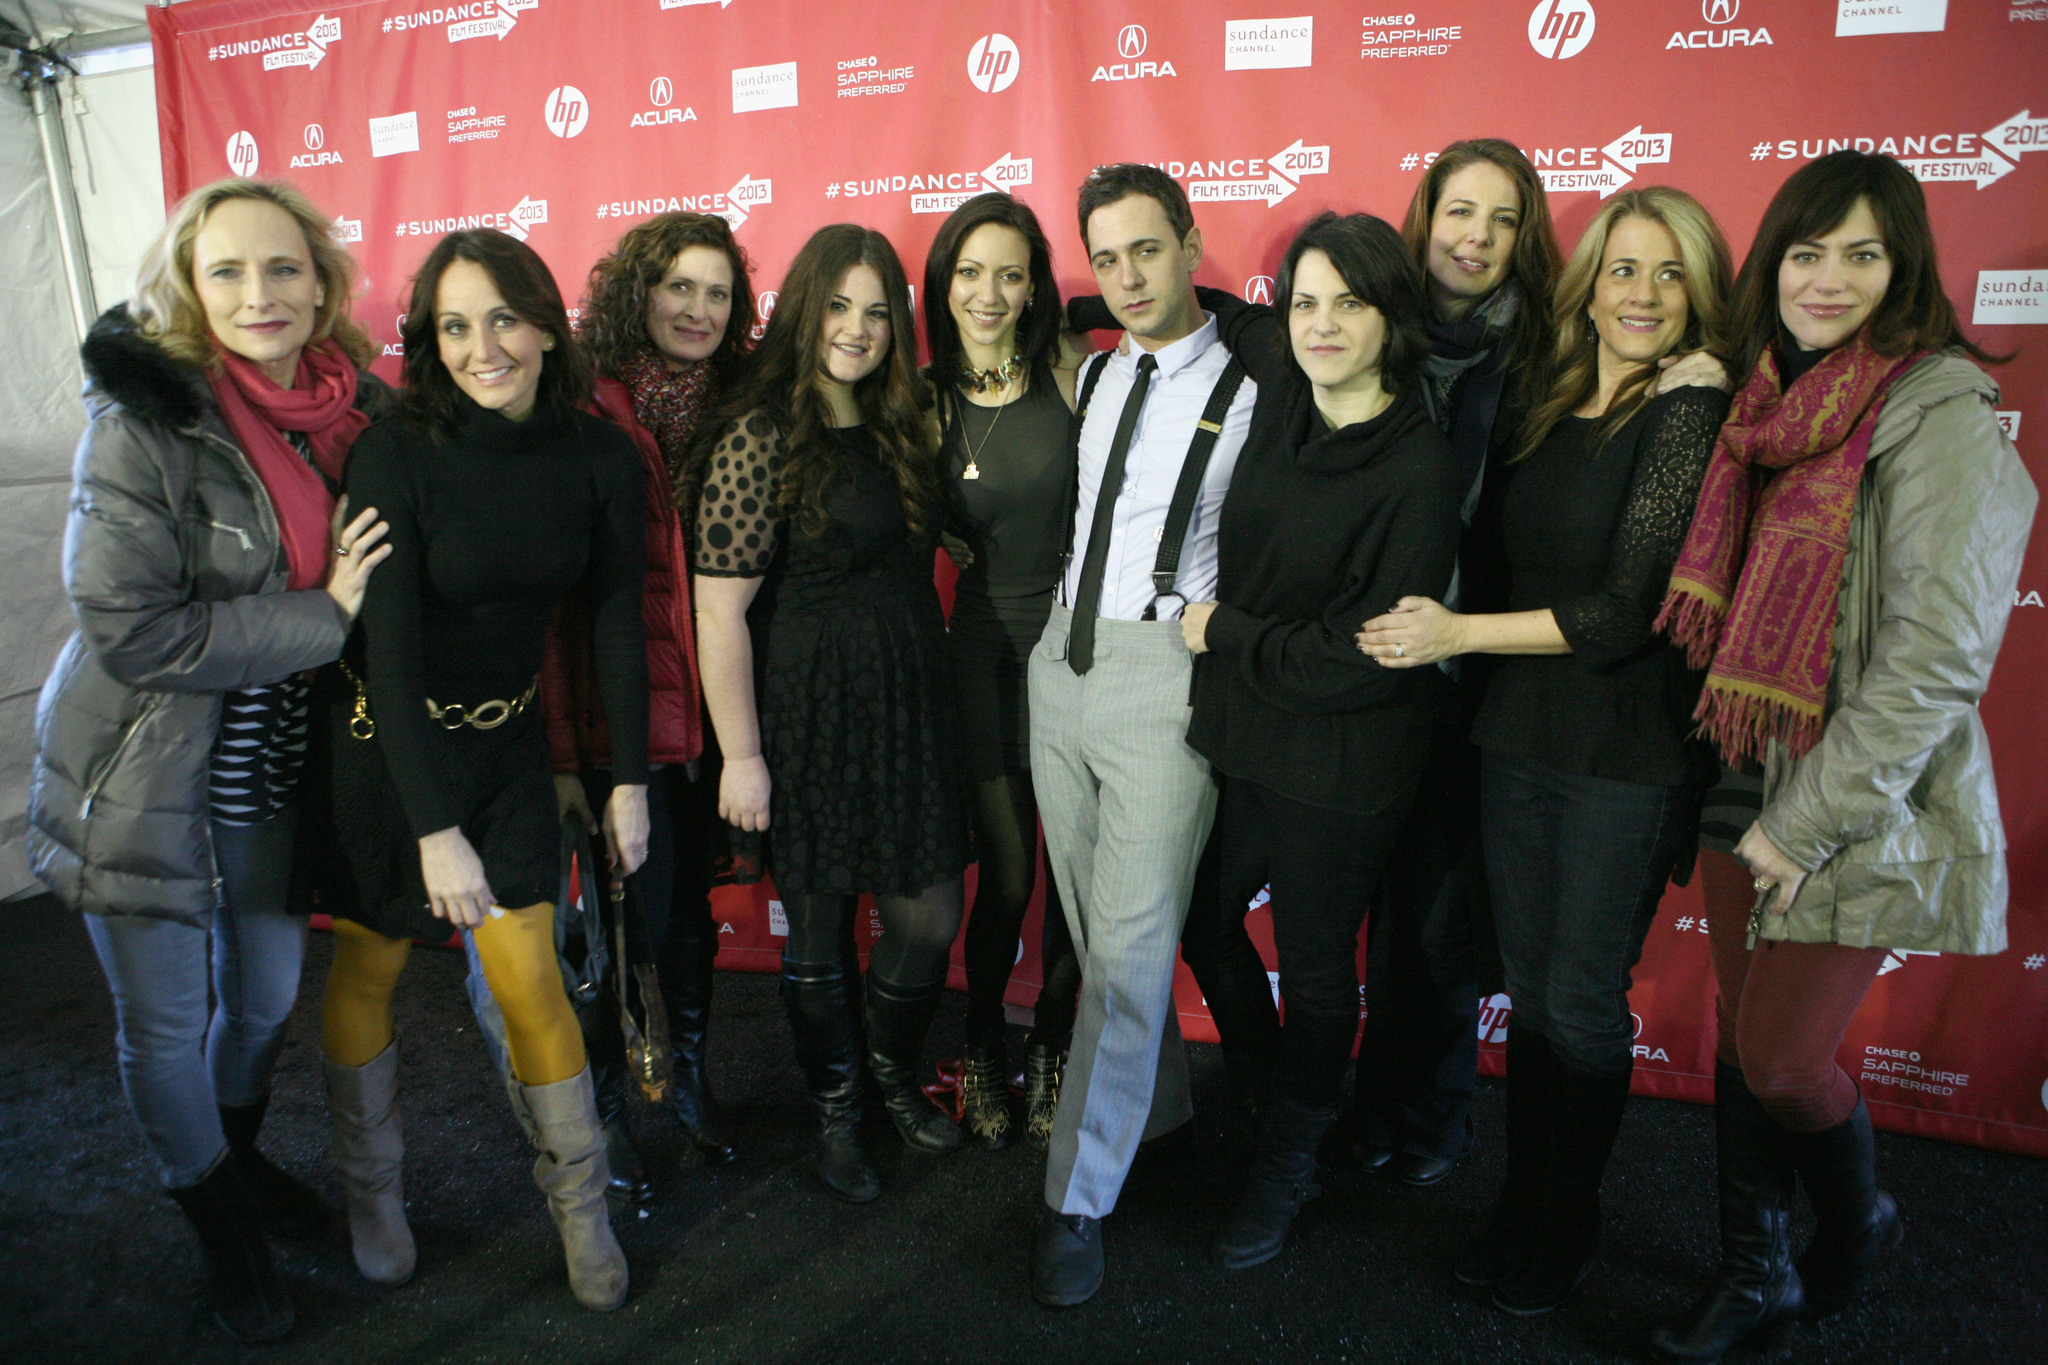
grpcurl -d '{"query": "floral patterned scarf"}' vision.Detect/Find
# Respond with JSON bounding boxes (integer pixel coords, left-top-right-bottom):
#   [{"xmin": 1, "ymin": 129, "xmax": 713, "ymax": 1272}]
[
  {"xmin": 616, "ymin": 347, "xmax": 716, "ymax": 486},
  {"xmin": 1657, "ymin": 333, "xmax": 1923, "ymax": 764}
]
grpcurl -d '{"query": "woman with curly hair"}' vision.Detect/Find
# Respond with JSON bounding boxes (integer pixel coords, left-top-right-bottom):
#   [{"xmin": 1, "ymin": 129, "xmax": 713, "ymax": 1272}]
[
  {"xmin": 532, "ymin": 213, "xmax": 755, "ymax": 1196},
  {"xmin": 693, "ymin": 224, "xmax": 965, "ymax": 1202}
]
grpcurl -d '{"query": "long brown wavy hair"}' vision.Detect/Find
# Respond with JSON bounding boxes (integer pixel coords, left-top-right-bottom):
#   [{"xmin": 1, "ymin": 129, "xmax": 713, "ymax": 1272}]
[
  {"xmin": 580, "ymin": 211, "xmax": 756, "ymax": 379},
  {"xmin": 132, "ymin": 178, "xmax": 372, "ymax": 370},
  {"xmin": 1725, "ymin": 150, "xmax": 2006, "ymax": 385},
  {"xmin": 697, "ymin": 224, "xmax": 937, "ymax": 538},
  {"xmin": 1516, "ymin": 187, "xmax": 1733, "ymax": 463},
  {"xmin": 1401, "ymin": 139, "xmax": 1561, "ymax": 380}
]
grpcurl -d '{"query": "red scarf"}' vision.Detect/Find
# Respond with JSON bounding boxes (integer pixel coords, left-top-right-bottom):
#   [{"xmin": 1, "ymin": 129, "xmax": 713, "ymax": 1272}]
[
  {"xmin": 617, "ymin": 347, "xmax": 716, "ymax": 486},
  {"xmin": 207, "ymin": 345, "xmax": 369, "ymax": 590},
  {"xmin": 1656, "ymin": 334, "xmax": 1922, "ymax": 764}
]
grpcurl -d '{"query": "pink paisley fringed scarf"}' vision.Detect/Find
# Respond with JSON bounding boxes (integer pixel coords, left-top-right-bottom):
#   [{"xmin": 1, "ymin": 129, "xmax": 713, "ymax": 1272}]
[{"xmin": 1655, "ymin": 335, "xmax": 1922, "ymax": 765}]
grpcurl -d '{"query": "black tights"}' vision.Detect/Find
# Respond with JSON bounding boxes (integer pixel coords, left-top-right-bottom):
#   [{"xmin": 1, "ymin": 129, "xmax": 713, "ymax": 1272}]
[
  {"xmin": 960, "ymin": 773, "xmax": 1080, "ymax": 1051},
  {"xmin": 782, "ymin": 880, "xmax": 964, "ymax": 993}
]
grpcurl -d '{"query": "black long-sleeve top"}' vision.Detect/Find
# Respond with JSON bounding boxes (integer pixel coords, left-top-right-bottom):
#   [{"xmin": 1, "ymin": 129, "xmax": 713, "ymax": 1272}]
[
  {"xmin": 346, "ymin": 398, "xmax": 649, "ymax": 837},
  {"xmin": 1187, "ymin": 297, "xmax": 1463, "ymax": 815},
  {"xmin": 1470, "ymin": 385, "xmax": 1728, "ymax": 787}
]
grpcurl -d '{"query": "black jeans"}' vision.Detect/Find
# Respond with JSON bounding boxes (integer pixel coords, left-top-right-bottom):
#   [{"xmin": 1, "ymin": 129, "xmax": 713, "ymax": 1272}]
[
  {"xmin": 1355, "ymin": 720, "xmax": 1487, "ymax": 1159},
  {"xmin": 1180, "ymin": 776, "xmax": 1410, "ymax": 1112},
  {"xmin": 1480, "ymin": 749, "xmax": 1702, "ymax": 1080}
]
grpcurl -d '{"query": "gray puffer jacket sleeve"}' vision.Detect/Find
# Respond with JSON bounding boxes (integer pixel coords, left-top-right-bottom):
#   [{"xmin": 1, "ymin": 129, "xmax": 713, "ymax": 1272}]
[{"xmin": 67, "ymin": 408, "xmax": 350, "ymax": 692}]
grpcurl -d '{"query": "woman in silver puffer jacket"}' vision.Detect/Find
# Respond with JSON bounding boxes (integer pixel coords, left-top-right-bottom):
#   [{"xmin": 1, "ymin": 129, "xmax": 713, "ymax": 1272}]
[{"xmin": 29, "ymin": 179, "xmax": 389, "ymax": 1344}]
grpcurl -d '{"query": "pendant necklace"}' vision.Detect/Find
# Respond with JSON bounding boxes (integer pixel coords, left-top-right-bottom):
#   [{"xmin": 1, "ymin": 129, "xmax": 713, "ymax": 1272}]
[{"xmin": 958, "ymin": 357, "xmax": 1021, "ymax": 481}]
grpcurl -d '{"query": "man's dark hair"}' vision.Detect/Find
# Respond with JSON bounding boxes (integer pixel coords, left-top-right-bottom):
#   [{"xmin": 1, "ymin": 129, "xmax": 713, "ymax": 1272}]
[{"xmin": 1076, "ymin": 163, "xmax": 1193, "ymax": 250}]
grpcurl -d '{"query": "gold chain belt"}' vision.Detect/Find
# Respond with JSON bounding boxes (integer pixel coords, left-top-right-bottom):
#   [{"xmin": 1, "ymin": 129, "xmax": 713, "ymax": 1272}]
[{"xmin": 336, "ymin": 661, "xmax": 536, "ymax": 737}]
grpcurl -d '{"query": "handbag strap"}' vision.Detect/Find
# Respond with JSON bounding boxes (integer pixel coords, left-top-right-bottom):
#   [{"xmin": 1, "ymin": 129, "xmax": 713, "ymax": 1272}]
[{"xmin": 1141, "ymin": 356, "xmax": 1246, "ymax": 620}]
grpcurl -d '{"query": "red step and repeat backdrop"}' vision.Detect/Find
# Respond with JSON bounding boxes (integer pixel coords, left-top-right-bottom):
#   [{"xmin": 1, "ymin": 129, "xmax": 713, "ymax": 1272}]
[{"xmin": 149, "ymin": 0, "xmax": 2048, "ymax": 1156}]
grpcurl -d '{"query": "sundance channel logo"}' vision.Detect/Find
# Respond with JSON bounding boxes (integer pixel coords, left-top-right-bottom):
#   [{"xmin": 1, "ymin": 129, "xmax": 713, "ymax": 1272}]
[
  {"xmin": 733, "ymin": 61, "xmax": 798, "ymax": 113},
  {"xmin": 209, "ymin": 12, "xmax": 340, "ymax": 70},
  {"xmin": 1224, "ymin": 16, "xmax": 1313, "ymax": 69},
  {"xmin": 1837, "ymin": 0, "xmax": 1946, "ymax": 36}
]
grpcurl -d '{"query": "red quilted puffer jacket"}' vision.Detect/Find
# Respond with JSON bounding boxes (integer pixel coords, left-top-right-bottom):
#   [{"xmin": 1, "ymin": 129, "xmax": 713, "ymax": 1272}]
[{"xmin": 540, "ymin": 376, "xmax": 702, "ymax": 770}]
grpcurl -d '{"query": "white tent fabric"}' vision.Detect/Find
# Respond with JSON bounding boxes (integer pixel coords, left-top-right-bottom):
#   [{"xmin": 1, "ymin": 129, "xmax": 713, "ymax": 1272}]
[{"xmin": 1, "ymin": 0, "xmax": 162, "ymax": 898}]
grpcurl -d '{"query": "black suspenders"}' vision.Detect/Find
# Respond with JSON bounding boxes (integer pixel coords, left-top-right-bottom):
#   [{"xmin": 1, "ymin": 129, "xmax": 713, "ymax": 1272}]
[{"xmin": 1059, "ymin": 350, "xmax": 1248, "ymax": 618}]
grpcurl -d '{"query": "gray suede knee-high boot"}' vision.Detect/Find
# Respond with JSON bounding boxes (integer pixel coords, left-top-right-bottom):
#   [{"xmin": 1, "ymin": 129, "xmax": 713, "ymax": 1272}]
[
  {"xmin": 505, "ymin": 1067, "xmax": 629, "ymax": 1311},
  {"xmin": 322, "ymin": 1042, "xmax": 417, "ymax": 1287}
]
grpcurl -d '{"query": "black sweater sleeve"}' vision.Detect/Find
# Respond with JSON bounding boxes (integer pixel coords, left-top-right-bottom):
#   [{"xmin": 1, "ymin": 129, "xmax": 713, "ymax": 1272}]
[
  {"xmin": 1062, "ymin": 287, "xmax": 1292, "ymax": 387},
  {"xmin": 346, "ymin": 428, "xmax": 458, "ymax": 837},
  {"xmin": 1552, "ymin": 386, "xmax": 1727, "ymax": 674},
  {"xmin": 1204, "ymin": 445, "xmax": 1462, "ymax": 713},
  {"xmin": 586, "ymin": 423, "xmax": 650, "ymax": 785}
]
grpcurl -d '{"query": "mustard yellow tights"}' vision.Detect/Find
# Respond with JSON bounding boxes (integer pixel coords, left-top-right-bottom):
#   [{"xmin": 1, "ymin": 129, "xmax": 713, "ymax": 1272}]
[{"xmin": 320, "ymin": 905, "xmax": 585, "ymax": 1085}]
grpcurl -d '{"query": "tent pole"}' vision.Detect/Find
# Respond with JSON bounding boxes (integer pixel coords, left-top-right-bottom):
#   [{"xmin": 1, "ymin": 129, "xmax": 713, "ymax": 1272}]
[{"xmin": 26, "ymin": 72, "xmax": 97, "ymax": 340}]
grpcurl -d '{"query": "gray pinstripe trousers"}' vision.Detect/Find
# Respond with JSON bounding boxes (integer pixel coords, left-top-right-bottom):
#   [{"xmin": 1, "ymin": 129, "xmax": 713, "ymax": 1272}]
[{"xmin": 1029, "ymin": 605, "xmax": 1218, "ymax": 1219}]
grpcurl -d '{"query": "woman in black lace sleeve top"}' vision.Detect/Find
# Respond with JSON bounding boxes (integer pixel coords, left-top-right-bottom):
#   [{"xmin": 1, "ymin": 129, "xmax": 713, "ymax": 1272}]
[
  {"xmin": 320, "ymin": 230, "xmax": 646, "ymax": 1313},
  {"xmin": 1358, "ymin": 188, "xmax": 1733, "ymax": 1317},
  {"xmin": 692, "ymin": 225, "xmax": 966, "ymax": 1205}
]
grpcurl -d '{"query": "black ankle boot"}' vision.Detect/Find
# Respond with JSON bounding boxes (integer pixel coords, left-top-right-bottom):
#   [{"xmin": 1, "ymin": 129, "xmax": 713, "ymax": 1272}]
[
  {"xmin": 1212, "ymin": 1097, "xmax": 1336, "ymax": 1269},
  {"xmin": 663, "ymin": 929, "xmax": 740, "ymax": 1166},
  {"xmin": 167, "ymin": 1151, "xmax": 295, "ymax": 1343},
  {"xmin": 1023, "ymin": 1040, "xmax": 1064, "ymax": 1151},
  {"xmin": 1652, "ymin": 1065, "xmax": 1804, "ymax": 1360},
  {"xmin": 781, "ymin": 962, "xmax": 879, "ymax": 1202},
  {"xmin": 864, "ymin": 976, "xmax": 963, "ymax": 1153},
  {"xmin": 960, "ymin": 1042, "xmax": 1014, "ymax": 1149},
  {"xmin": 1454, "ymin": 1027, "xmax": 1552, "ymax": 1288},
  {"xmin": 218, "ymin": 1094, "xmax": 329, "ymax": 1240},
  {"xmin": 1491, "ymin": 1056, "xmax": 1631, "ymax": 1316},
  {"xmin": 592, "ymin": 1060, "xmax": 654, "ymax": 1205},
  {"xmin": 1783, "ymin": 1096, "xmax": 1901, "ymax": 1317}
]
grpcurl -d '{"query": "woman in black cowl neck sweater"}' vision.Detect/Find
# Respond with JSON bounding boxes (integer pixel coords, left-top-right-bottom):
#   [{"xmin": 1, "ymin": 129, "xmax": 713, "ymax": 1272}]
[{"xmin": 1179, "ymin": 213, "xmax": 1461, "ymax": 1269}]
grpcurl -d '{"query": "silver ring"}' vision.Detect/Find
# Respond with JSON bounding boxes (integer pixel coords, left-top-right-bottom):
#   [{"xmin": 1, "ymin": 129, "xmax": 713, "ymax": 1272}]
[
  {"xmin": 1394, "ymin": 643, "xmax": 1406, "ymax": 657},
  {"xmin": 335, "ymin": 542, "xmax": 351, "ymax": 557}
]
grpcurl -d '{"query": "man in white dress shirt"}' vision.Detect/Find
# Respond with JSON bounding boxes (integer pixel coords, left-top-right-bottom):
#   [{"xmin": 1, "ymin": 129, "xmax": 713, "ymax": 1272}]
[{"xmin": 1027, "ymin": 164, "xmax": 1256, "ymax": 1306}]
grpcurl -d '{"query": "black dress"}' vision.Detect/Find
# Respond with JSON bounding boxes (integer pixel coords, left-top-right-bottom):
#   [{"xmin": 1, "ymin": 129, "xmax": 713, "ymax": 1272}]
[
  {"xmin": 942, "ymin": 381, "xmax": 1073, "ymax": 782},
  {"xmin": 695, "ymin": 413, "xmax": 964, "ymax": 899},
  {"xmin": 327, "ymin": 399, "xmax": 648, "ymax": 940}
]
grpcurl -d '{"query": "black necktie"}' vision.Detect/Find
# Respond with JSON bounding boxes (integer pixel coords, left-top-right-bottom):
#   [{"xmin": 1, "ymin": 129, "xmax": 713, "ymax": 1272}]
[{"xmin": 1068, "ymin": 353, "xmax": 1156, "ymax": 675}]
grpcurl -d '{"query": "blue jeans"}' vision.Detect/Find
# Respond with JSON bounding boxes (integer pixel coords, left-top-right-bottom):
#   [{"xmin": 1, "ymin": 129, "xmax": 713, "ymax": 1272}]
[
  {"xmin": 84, "ymin": 806, "xmax": 309, "ymax": 1187},
  {"xmin": 1480, "ymin": 751, "xmax": 1700, "ymax": 1080}
]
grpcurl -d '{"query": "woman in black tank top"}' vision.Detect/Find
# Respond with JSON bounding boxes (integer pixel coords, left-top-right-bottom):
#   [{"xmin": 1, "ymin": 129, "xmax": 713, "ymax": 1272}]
[{"xmin": 922, "ymin": 194, "xmax": 1085, "ymax": 1151}]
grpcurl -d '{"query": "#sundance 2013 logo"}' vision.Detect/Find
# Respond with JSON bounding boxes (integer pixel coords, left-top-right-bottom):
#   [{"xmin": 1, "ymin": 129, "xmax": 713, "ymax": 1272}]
[
  {"xmin": 596, "ymin": 173, "xmax": 773, "ymax": 233},
  {"xmin": 1530, "ymin": 126, "xmax": 1672, "ymax": 198},
  {"xmin": 209, "ymin": 12, "xmax": 340, "ymax": 70},
  {"xmin": 1166, "ymin": 138, "xmax": 1330, "ymax": 207},
  {"xmin": 397, "ymin": 194, "xmax": 548, "ymax": 242},
  {"xmin": 824, "ymin": 152, "xmax": 1033, "ymax": 215}
]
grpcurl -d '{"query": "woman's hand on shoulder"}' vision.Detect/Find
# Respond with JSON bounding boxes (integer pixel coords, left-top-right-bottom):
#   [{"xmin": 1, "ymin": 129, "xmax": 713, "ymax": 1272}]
[
  {"xmin": 1356, "ymin": 596, "xmax": 1463, "ymax": 668},
  {"xmin": 325, "ymin": 496, "xmax": 392, "ymax": 622},
  {"xmin": 418, "ymin": 826, "xmax": 495, "ymax": 927},
  {"xmin": 718, "ymin": 754, "xmax": 772, "ymax": 832},
  {"xmin": 1655, "ymin": 350, "xmax": 1732, "ymax": 395}
]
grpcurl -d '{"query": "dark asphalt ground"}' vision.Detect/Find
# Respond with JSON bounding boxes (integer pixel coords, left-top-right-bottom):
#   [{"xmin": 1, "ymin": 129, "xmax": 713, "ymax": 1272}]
[{"xmin": 3, "ymin": 892, "xmax": 2043, "ymax": 1365}]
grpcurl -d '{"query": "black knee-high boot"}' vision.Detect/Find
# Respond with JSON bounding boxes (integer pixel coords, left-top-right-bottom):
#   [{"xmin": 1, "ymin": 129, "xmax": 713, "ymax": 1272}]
[
  {"xmin": 1491, "ymin": 1053, "xmax": 1631, "ymax": 1316},
  {"xmin": 863, "ymin": 975, "xmax": 963, "ymax": 1152},
  {"xmin": 780, "ymin": 961, "xmax": 879, "ymax": 1202},
  {"xmin": 1212, "ymin": 1096, "xmax": 1337, "ymax": 1268},
  {"xmin": 167, "ymin": 1151, "xmax": 295, "ymax": 1343},
  {"xmin": 662, "ymin": 908, "xmax": 740, "ymax": 1165},
  {"xmin": 1454, "ymin": 1026, "xmax": 1553, "ymax": 1287},
  {"xmin": 1783, "ymin": 1095, "xmax": 1900, "ymax": 1317},
  {"xmin": 218, "ymin": 1092, "xmax": 330, "ymax": 1238},
  {"xmin": 1652, "ymin": 1065, "xmax": 1803, "ymax": 1360}
]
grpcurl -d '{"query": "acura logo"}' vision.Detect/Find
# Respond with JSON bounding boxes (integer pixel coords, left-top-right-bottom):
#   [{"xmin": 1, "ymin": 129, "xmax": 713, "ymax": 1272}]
[
  {"xmin": 1117, "ymin": 24, "xmax": 1147, "ymax": 58},
  {"xmin": 1244, "ymin": 275, "xmax": 1274, "ymax": 306},
  {"xmin": 650, "ymin": 77, "xmax": 673, "ymax": 107},
  {"xmin": 303, "ymin": 123, "xmax": 325, "ymax": 150},
  {"xmin": 1702, "ymin": 0, "xmax": 1738, "ymax": 20}
]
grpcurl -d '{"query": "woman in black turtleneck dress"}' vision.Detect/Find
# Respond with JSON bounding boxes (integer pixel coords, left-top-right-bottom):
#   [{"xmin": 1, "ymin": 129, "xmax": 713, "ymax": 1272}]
[{"xmin": 1174, "ymin": 213, "xmax": 1461, "ymax": 1269}]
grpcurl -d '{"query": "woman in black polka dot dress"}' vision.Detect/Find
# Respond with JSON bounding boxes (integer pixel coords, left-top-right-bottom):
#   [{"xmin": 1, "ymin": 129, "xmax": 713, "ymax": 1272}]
[{"xmin": 691, "ymin": 224, "xmax": 966, "ymax": 1203}]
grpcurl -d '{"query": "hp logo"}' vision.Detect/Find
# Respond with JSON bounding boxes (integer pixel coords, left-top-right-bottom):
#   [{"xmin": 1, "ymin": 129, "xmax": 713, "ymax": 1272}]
[
  {"xmin": 225, "ymin": 131, "xmax": 259, "ymax": 177},
  {"xmin": 967, "ymin": 34, "xmax": 1020, "ymax": 93},
  {"xmin": 544, "ymin": 86, "xmax": 589, "ymax": 139}
]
